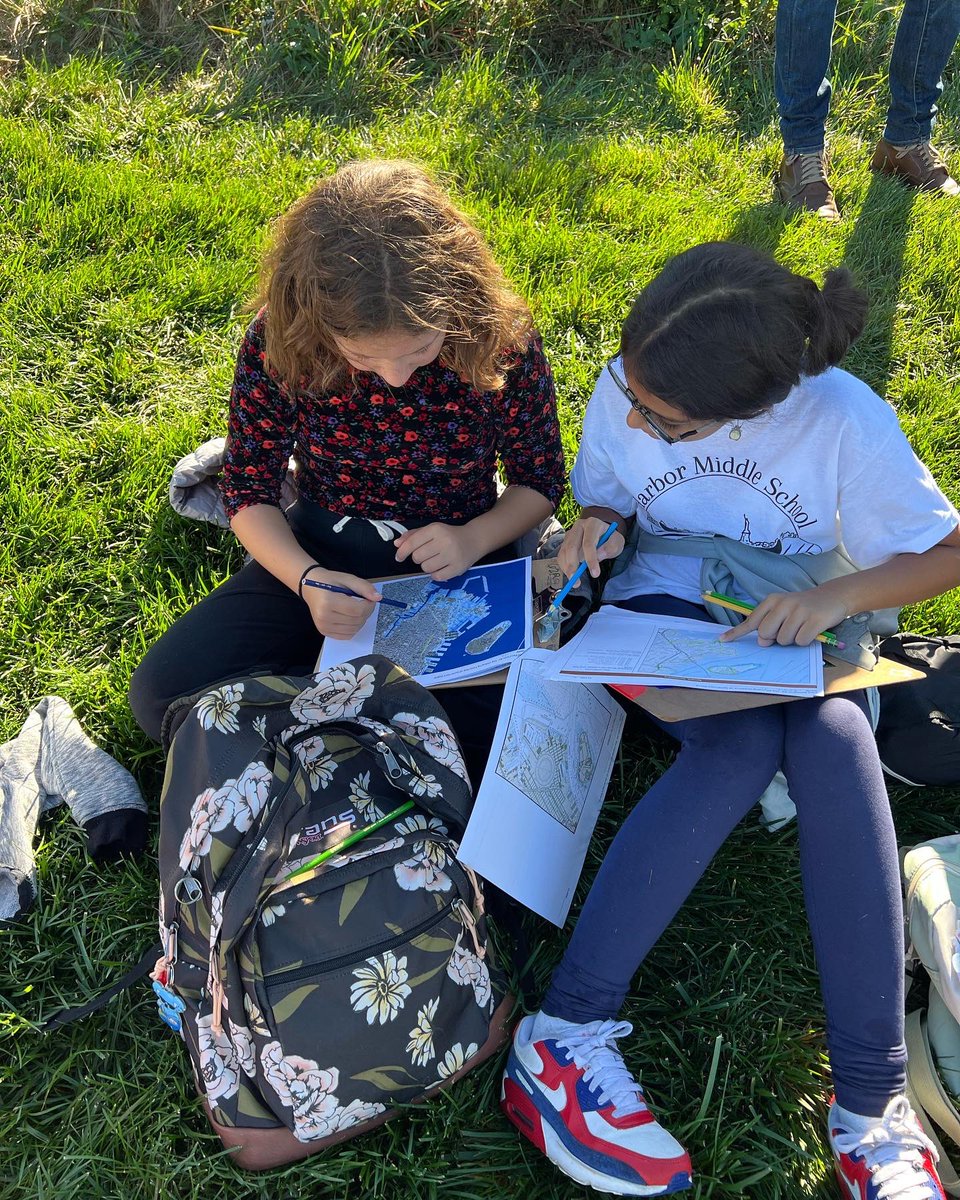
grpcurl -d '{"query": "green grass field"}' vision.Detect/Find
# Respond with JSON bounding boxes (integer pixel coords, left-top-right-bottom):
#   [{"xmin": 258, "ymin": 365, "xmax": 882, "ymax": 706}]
[{"xmin": 2, "ymin": 2, "xmax": 959, "ymax": 1196}]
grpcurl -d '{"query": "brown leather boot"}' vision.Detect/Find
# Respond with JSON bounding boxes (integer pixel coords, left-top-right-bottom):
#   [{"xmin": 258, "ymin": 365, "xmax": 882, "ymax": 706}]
[
  {"xmin": 774, "ymin": 151, "xmax": 840, "ymax": 220},
  {"xmin": 870, "ymin": 139, "xmax": 959, "ymax": 195}
]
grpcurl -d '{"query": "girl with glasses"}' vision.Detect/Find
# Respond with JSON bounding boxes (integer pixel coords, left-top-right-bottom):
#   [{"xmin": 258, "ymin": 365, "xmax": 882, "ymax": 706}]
[
  {"xmin": 501, "ymin": 241, "xmax": 960, "ymax": 1198},
  {"xmin": 128, "ymin": 159, "xmax": 565, "ymax": 783}
]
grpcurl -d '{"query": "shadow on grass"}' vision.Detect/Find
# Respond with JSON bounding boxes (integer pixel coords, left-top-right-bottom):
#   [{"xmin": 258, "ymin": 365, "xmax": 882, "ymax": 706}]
[
  {"xmin": 725, "ymin": 193, "xmax": 793, "ymax": 257},
  {"xmin": 841, "ymin": 172, "xmax": 916, "ymax": 397},
  {"xmin": 724, "ymin": 171, "xmax": 917, "ymax": 405}
]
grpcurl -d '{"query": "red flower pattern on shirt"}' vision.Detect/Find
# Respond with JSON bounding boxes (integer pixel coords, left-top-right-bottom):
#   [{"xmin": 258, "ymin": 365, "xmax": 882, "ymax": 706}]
[{"xmin": 220, "ymin": 311, "xmax": 565, "ymax": 525}]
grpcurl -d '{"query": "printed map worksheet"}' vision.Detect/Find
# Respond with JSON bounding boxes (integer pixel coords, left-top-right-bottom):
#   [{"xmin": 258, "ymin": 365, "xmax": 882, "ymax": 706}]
[
  {"xmin": 544, "ymin": 608, "xmax": 824, "ymax": 697},
  {"xmin": 318, "ymin": 557, "xmax": 532, "ymax": 686},
  {"xmin": 457, "ymin": 650, "xmax": 626, "ymax": 925}
]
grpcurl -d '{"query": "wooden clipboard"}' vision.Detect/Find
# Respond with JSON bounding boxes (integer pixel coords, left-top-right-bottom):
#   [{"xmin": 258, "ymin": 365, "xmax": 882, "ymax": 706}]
[{"xmin": 625, "ymin": 653, "xmax": 925, "ymax": 722}]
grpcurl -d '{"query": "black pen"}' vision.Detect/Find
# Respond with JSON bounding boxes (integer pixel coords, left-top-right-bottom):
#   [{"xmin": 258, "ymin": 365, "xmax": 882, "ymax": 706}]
[{"xmin": 302, "ymin": 579, "xmax": 407, "ymax": 609}]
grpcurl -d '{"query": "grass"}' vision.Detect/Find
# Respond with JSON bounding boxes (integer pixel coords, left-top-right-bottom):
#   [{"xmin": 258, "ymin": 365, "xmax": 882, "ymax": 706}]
[{"xmin": 1, "ymin": 1, "xmax": 960, "ymax": 1196}]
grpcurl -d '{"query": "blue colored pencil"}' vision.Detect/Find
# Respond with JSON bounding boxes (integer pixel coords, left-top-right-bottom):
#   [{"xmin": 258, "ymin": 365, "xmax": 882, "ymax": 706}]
[
  {"xmin": 551, "ymin": 521, "xmax": 620, "ymax": 611},
  {"xmin": 303, "ymin": 579, "xmax": 407, "ymax": 609}
]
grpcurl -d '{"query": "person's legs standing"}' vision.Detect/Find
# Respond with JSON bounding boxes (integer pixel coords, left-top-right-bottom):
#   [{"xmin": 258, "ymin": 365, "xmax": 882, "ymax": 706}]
[
  {"xmin": 775, "ymin": 0, "xmax": 838, "ymax": 154},
  {"xmin": 871, "ymin": 0, "xmax": 960, "ymax": 193},
  {"xmin": 773, "ymin": 0, "xmax": 843, "ymax": 217},
  {"xmin": 885, "ymin": 0, "xmax": 960, "ymax": 146}
]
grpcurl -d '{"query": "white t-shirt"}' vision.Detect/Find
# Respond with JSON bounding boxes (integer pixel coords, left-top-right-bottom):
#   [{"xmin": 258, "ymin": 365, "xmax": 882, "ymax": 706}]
[{"xmin": 571, "ymin": 362, "xmax": 959, "ymax": 606}]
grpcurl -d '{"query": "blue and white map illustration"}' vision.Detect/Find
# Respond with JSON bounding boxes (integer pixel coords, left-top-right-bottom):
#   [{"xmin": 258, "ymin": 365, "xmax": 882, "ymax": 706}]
[
  {"xmin": 317, "ymin": 557, "xmax": 533, "ymax": 685},
  {"xmin": 373, "ymin": 558, "xmax": 530, "ymax": 682}
]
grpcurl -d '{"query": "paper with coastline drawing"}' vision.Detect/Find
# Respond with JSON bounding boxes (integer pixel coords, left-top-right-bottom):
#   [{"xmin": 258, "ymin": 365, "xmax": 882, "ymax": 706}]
[
  {"xmin": 456, "ymin": 650, "xmax": 626, "ymax": 925},
  {"xmin": 317, "ymin": 557, "xmax": 532, "ymax": 686},
  {"xmin": 542, "ymin": 607, "xmax": 823, "ymax": 697}
]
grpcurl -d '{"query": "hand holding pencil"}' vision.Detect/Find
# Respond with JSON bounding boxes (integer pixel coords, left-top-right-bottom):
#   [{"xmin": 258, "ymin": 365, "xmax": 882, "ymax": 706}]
[
  {"xmin": 301, "ymin": 569, "xmax": 384, "ymax": 640},
  {"xmin": 706, "ymin": 590, "xmax": 847, "ymax": 650},
  {"xmin": 557, "ymin": 515, "xmax": 625, "ymax": 580}
]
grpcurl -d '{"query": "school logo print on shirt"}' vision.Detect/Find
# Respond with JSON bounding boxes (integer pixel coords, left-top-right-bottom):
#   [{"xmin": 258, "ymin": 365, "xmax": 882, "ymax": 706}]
[{"xmin": 634, "ymin": 450, "xmax": 823, "ymax": 554}]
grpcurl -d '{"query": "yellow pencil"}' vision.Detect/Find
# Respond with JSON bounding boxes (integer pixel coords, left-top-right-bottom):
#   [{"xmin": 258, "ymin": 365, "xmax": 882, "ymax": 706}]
[{"xmin": 700, "ymin": 591, "xmax": 843, "ymax": 649}]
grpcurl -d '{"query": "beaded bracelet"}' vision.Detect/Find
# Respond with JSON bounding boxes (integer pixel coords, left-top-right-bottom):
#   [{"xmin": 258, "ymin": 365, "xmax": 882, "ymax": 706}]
[{"xmin": 298, "ymin": 563, "xmax": 322, "ymax": 600}]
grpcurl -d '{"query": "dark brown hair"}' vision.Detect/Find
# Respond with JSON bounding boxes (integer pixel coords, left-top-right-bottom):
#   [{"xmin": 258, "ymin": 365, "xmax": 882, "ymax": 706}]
[
  {"xmin": 620, "ymin": 242, "xmax": 869, "ymax": 419},
  {"xmin": 251, "ymin": 159, "xmax": 533, "ymax": 393}
]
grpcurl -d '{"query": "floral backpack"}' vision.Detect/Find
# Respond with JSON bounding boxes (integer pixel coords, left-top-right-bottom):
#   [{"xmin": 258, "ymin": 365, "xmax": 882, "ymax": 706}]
[{"xmin": 153, "ymin": 655, "xmax": 510, "ymax": 1170}]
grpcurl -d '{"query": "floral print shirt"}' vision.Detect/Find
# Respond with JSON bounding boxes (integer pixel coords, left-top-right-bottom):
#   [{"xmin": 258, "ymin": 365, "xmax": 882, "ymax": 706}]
[{"xmin": 220, "ymin": 311, "xmax": 566, "ymax": 526}]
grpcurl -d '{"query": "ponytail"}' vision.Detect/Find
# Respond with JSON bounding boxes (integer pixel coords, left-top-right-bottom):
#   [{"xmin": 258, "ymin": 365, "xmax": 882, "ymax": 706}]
[
  {"xmin": 620, "ymin": 243, "xmax": 869, "ymax": 422},
  {"xmin": 802, "ymin": 267, "xmax": 869, "ymax": 375}
]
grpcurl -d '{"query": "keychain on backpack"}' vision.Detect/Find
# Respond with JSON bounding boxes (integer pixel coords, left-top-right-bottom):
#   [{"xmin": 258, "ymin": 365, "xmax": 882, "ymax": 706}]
[{"xmin": 150, "ymin": 923, "xmax": 185, "ymax": 1032}]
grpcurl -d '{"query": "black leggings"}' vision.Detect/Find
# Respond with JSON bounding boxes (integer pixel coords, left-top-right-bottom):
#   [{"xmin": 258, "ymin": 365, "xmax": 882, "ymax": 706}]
[{"xmin": 128, "ymin": 500, "xmax": 506, "ymax": 787}]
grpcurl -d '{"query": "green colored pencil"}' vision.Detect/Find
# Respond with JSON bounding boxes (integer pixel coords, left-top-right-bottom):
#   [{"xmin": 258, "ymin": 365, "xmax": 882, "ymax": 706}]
[{"xmin": 283, "ymin": 799, "xmax": 416, "ymax": 883}]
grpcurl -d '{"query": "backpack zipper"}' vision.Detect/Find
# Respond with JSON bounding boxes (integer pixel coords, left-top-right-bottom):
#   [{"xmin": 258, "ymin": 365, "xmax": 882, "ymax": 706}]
[
  {"xmin": 263, "ymin": 900, "xmax": 457, "ymax": 987},
  {"xmin": 375, "ymin": 738, "xmax": 408, "ymax": 781},
  {"xmin": 208, "ymin": 726, "xmax": 323, "ymax": 902},
  {"xmin": 210, "ymin": 725, "xmax": 421, "ymax": 902},
  {"xmin": 175, "ymin": 722, "xmax": 439, "ymax": 917},
  {"xmin": 269, "ymin": 826, "xmax": 449, "ymax": 899}
]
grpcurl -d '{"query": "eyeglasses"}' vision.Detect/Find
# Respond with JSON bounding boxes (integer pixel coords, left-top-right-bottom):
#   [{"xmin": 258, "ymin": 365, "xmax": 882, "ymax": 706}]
[{"xmin": 605, "ymin": 359, "xmax": 720, "ymax": 445}]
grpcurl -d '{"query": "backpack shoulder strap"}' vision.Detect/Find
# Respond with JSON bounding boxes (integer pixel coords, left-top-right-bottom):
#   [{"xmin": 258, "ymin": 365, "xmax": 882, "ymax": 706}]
[
  {"xmin": 905, "ymin": 1007, "xmax": 960, "ymax": 1196},
  {"xmin": 39, "ymin": 941, "xmax": 163, "ymax": 1033}
]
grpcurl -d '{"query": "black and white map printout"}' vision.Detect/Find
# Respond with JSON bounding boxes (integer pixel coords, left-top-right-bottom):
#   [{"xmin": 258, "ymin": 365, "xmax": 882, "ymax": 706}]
[
  {"xmin": 543, "ymin": 608, "xmax": 823, "ymax": 696},
  {"xmin": 457, "ymin": 649, "xmax": 626, "ymax": 925}
]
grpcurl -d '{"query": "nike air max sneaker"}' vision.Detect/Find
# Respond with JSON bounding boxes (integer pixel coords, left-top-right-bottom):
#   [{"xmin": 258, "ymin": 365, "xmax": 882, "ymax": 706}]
[
  {"xmin": 830, "ymin": 1095, "xmax": 946, "ymax": 1199},
  {"xmin": 501, "ymin": 1014, "xmax": 693, "ymax": 1195}
]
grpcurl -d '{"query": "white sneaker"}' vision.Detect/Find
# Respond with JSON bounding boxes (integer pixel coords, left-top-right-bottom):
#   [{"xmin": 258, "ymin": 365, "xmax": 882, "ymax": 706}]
[{"xmin": 830, "ymin": 1095, "xmax": 946, "ymax": 1199}]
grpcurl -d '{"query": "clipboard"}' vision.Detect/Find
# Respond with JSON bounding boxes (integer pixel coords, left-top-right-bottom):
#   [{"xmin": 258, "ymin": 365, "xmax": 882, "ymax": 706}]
[{"xmin": 622, "ymin": 652, "xmax": 925, "ymax": 722}]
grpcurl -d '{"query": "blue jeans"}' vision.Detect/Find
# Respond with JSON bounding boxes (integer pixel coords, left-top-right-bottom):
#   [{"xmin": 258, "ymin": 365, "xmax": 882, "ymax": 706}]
[{"xmin": 775, "ymin": 0, "xmax": 960, "ymax": 152}]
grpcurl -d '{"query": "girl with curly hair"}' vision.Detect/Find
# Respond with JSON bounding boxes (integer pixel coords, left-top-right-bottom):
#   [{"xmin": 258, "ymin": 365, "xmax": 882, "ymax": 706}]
[{"xmin": 130, "ymin": 159, "xmax": 565, "ymax": 778}]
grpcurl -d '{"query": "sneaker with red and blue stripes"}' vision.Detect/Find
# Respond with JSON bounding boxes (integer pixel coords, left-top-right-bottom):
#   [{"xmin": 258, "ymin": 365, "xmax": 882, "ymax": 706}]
[
  {"xmin": 830, "ymin": 1095, "xmax": 946, "ymax": 1199},
  {"xmin": 501, "ymin": 1014, "xmax": 693, "ymax": 1196}
]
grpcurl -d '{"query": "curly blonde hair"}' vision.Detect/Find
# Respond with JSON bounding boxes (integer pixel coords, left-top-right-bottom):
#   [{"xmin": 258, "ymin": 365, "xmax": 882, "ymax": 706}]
[{"xmin": 251, "ymin": 159, "xmax": 533, "ymax": 394}]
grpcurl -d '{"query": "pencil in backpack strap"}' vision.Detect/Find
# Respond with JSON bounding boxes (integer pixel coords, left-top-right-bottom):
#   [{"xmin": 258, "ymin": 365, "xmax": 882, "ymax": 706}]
[{"xmin": 904, "ymin": 1007, "xmax": 960, "ymax": 1196}]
